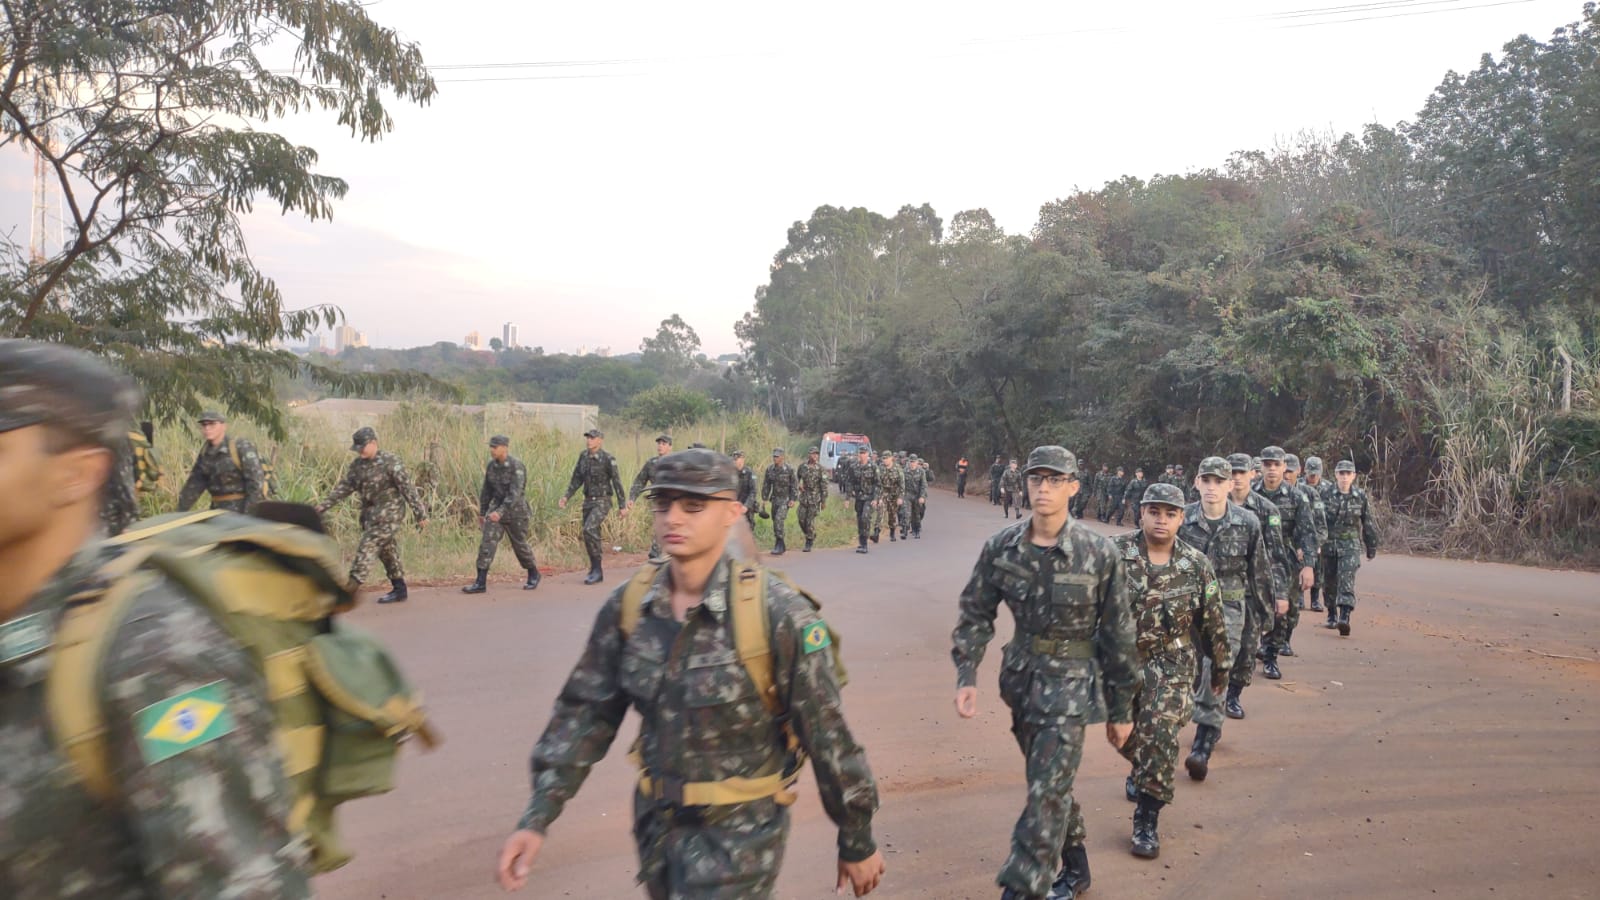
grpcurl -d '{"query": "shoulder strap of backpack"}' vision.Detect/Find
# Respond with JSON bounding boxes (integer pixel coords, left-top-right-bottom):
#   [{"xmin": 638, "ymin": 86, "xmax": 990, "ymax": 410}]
[
  {"xmin": 618, "ymin": 565, "xmax": 658, "ymax": 638},
  {"xmin": 227, "ymin": 437, "xmax": 241, "ymax": 471},
  {"xmin": 730, "ymin": 561, "xmax": 780, "ymax": 717},
  {"xmin": 45, "ymin": 545, "xmax": 163, "ymax": 802}
]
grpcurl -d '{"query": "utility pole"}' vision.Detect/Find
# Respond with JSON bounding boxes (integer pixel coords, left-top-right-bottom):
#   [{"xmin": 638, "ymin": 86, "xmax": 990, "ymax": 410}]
[{"xmin": 1557, "ymin": 346, "xmax": 1573, "ymax": 413}]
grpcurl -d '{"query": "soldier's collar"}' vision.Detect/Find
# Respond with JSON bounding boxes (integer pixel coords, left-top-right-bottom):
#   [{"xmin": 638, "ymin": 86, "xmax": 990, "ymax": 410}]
[
  {"xmin": 647, "ymin": 555, "xmax": 734, "ymax": 623},
  {"xmin": 1003, "ymin": 516, "xmax": 1074, "ymax": 553}
]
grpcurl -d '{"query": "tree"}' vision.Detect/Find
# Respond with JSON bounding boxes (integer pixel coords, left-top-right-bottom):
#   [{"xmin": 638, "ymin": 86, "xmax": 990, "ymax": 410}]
[
  {"xmin": 624, "ymin": 385, "xmax": 715, "ymax": 430},
  {"xmin": 490, "ymin": 337, "xmax": 505, "ymax": 352},
  {"xmin": 639, "ymin": 314, "xmax": 702, "ymax": 375},
  {"xmin": 0, "ymin": 0, "xmax": 443, "ymax": 436}
]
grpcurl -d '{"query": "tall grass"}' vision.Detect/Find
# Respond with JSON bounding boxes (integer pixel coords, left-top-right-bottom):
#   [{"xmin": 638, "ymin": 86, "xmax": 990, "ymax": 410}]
[{"xmin": 139, "ymin": 405, "xmax": 860, "ymax": 582}]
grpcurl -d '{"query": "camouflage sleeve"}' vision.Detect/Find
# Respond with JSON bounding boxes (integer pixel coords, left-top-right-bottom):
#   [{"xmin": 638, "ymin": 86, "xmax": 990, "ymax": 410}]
[
  {"xmin": 1195, "ymin": 559, "xmax": 1231, "ymax": 688},
  {"xmin": 1246, "ymin": 520, "xmax": 1275, "ymax": 621},
  {"xmin": 479, "ymin": 463, "xmax": 494, "ymax": 517},
  {"xmin": 629, "ymin": 461, "xmax": 651, "ymax": 504},
  {"xmin": 101, "ymin": 437, "xmax": 140, "ymax": 536},
  {"xmin": 1094, "ymin": 555, "xmax": 1140, "ymax": 724},
  {"xmin": 516, "ymin": 592, "xmax": 632, "ymax": 834},
  {"xmin": 506, "ymin": 461, "xmax": 528, "ymax": 515},
  {"xmin": 951, "ymin": 541, "xmax": 1001, "ymax": 689},
  {"xmin": 607, "ymin": 454, "xmax": 626, "ymax": 505},
  {"xmin": 321, "ymin": 461, "xmax": 358, "ymax": 510},
  {"xmin": 1293, "ymin": 489, "xmax": 1319, "ymax": 561},
  {"xmin": 101, "ymin": 583, "xmax": 312, "ymax": 899},
  {"xmin": 388, "ymin": 455, "xmax": 428, "ymax": 521},
  {"xmin": 176, "ymin": 451, "xmax": 207, "ymax": 512},
  {"xmin": 563, "ymin": 453, "xmax": 585, "ymax": 502},
  {"xmin": 771, "ymin": 584, "xmax": 879, "ymax": 862},
  {"xmin": 1258, "ymin": 500, "xmax": 1290, "ymax": 600},
  {"xmin": 235, "ymin": 439, "xmax": 266, "ymax": 513},
  {"xmin": 1361, "ymin": 492, "xmax": 1379, "ymax": 552},
  {"xmin": 760, "ymin": 467, "xmax": 774, "ymax": 502},
  {"xmin": 788, "ymin": 466, "xmax": 799, "ymax": 497}
]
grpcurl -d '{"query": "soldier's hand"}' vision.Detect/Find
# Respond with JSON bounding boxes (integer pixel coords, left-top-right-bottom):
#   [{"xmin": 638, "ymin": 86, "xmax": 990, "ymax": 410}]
[
  {"xmin": 488, "ymin": 512, "xmax": 501, "ymax": 523},
  {"xmin": 558, "ymin": 497, "xmax": 567, "ymax": 510},
  {"xmin": 1212, "ymin": 679, "xmax": 1228, "ymax": 698},
  {"xmin": 417, "ymin": 519, "xmax": 430, "ymax": 531},
  {"xmin": 837, "ymin": 850, "xmax": 886, "ymax": 896},
  {"xmin": 1106, "ymin": 721, "xmax": 1133, "ymax": 749},
  {"xmin": 1298, "ymin": 566, "xmax": 1314, "ymax": 591},
  {"xmin": 619, "ymin": 505, "xmax": 630, "ymax": 518},
  {"xmin": 496, "ymin": 829, "xmax": 545, "ymax": 891},
  {"xmin": 1275, "ymin": 598, "xmax": 1289, "ymax": 616},
  {"xmin": 954, "ymin": 686, "xmax": 978, "ymax": 719}
]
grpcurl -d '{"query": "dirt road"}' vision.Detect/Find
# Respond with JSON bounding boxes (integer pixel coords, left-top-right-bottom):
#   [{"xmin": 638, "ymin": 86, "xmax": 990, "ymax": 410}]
[{"xmin": 320, "ymin": 490, "xmax": 1600, "ymax": 900}]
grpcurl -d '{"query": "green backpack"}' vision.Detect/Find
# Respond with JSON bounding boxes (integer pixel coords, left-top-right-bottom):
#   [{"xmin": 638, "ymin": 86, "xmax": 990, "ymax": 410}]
[
  {"xmin": 127, "ymin": 428, "xmax": 163, "ymax": 494},
  {"xmin": 46, "ymin": 509, "xmax": 439, "ymax": 873}
]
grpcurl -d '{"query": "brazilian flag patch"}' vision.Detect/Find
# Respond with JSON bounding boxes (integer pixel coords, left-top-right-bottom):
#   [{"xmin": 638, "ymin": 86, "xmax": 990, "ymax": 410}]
[
  {"xmin": 1269, "ymin": 515, "xmax": 1281, "ymax": 527},
  {"xmin": 135, "ymin": 682, "xmax": 235, "ymax": 765},
  {"xmin": 802, "ymin": 622, "xmax": 832, "ymax": 655},
  {"xmin": 1206, "ymin": 581, "xmax": 1218, "ymax": 597}
]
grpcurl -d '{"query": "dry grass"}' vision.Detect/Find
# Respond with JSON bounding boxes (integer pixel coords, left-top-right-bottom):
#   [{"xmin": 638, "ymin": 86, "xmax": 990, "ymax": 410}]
[{"xmin": 139, "ymin": 404, "xmax": 861, "ymax": 582}]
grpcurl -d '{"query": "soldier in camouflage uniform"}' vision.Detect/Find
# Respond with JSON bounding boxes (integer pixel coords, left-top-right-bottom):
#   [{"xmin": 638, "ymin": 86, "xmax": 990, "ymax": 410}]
[
  {"xmin": 733, "ymin": 451, "xmax": 759, "ymax": 529},
  {"xmin": 903, "ymin": 453, "xmax": 928, "ymax": 539},
  {"xmin": 100, "ymin": 433, "xmax": 140, "ymax": 536},
  {"xmin": 999, "ymin": 458, "xmax": 1022, "ymax": 520},
  {"xmin": 989, "ymin": 456, "xmax": 1005, "ymax": 506},
  {"xmin": 463, "ymin": 435, "xmax": 541, "ymax": 594},
  {"xmin": 844, "ymin": 445, "xmax": 879, "ymax": 553},
  {"xmin": 796, "ymin": 446, "xmax": 828, "ymax": 552},
  {"xmin": 1302, "ymin": 457, "xmax": 1333, "ymax": 613},
  {"xmin": 1222, "ymin": 453, "xmax": 1290, "ymax": 716},
  {"xmin": 316, "ymin": 426, "xmax": 430, "ymax": 604},
  {"xmin": 1118, "ymin": 468, "xmax": 1147, "ymax": 527},
  {"xmin": 629, "ymin": 434, "xmax": 674, "ymax": 561},
  {"xmin": 1322, "ymin": 460, "xmax": 1379, "ymax": 636},
  {"xmin": 1114, "ymin": 483, "xmax": 1230, "ymax": 860},
  {"xmin": 952, "ymin": 446, "xmax": 1139, "ymax": 900},
  {"xmin": 1283, "ymin": 452, "xmax": 1324, "ymax": 625},
  {"xmin": 560, "ymin": 428, "xmax": 627, "ymax": 585},
  {"xmin": 0, "ymin": 340, "xmax": 311, "ymax": 900},
  {"xmin": 1254, "ymin": 447, "xmax": 1319, "ymax": 673},
  {"xmin": 760, "ymin": 448, "xmax": 798, "ymax": 555},
  {"xmin": 1178, "ymin": 457, "xmax": 1277, "ymax": 781},
  {"xmin": 874, "ymin": 450, "xmax": 907, "ymax": 541},
  {"xmin": 496, "ymin": 449, "xmax": 886, "ymax": 899},
  {"xmin": 1099, "ymin": 468, "xmax": 1125, "ymax": 523},
  {"xmin": 177, "ymin": 410, "xmax": 265, "ymax": 514}
]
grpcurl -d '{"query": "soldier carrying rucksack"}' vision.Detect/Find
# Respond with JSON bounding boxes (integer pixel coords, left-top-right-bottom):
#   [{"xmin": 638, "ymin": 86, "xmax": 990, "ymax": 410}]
[
  {"xmin": 0, "ymin": 341, "xmax": 436, "ymax": 898},
  {"xmin": 177, "ymin": 409, "xmax": 266, "ymax": 513}
]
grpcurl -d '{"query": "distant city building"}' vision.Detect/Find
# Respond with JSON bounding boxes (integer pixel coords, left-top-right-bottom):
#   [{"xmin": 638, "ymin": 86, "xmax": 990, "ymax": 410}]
[
  {"xmin": 503, "ymin": 322, "xmax": 519, "ymax": 349},
  {"xmin": 307, "ymin": 334, "xmax": 326, "ymax": 353},
  {"xmin": 333, "ymin": 324, "xmax": 368, "ymax": 351},
  {"xmin": 464, "ymin": 330, "xmax": 484, "ymax": 351}
]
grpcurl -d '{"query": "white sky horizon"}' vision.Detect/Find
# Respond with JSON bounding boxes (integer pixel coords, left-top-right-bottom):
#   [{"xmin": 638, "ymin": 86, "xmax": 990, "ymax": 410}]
[{"xmin": 4, "ymin": 0, "xmax": 1585, "ymax": 357}]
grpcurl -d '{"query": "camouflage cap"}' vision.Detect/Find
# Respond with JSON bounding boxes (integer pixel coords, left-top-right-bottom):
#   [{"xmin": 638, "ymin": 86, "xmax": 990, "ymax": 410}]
[
  {"xmin": 1260, "ymin": 445, "xmax": 1287, "ymax": 462},
  {"xmin": 857, "ymin": 445, "xmax": 872, "ymax": 454},
  {"xmin": 197, "ymin": 409, "xmax": 227, "ymax": 424},
  {"xmin": 351, "ymin": 426, "xmax": 377, "ymax": 450},
  {"xmin": 773, "ymin": 447, "xmax": 785, "ymax": 457},
  {"xmin": 489, "ymin": 434, "xmax": 510, "ymax": 448},
  {"xmin": 655, "ymin": 434, "xmax": 673, "ymax": 444},
  {"xmin": 1335, "ymin": 459, "xmax": 1356, "ymax": 473},
  {"xmin": 1024, "ymin": 445, "xmax": 1078, "ymax": 476},
  {"xmin": 731, "ymin": 450, "xmax": 744, "ymax": 459},
  {"xmin": 0, "ymin": 340, "xmax": 139, "ymax": 449},
  {"xmin": 1284, "ymin": 453, "xmax": 1301, "ymax": 471},
  {"xmin": 881, "ymin": 449, "xmax": 893, "ymax": 459},
  {"xmin": 1304, "ymin": 456, "xmax": 1324, "ymax": 474},
  {"xmin": 808, "ymin": 446, "xmax": 820, "ymax": 454},
  {"xmin": 1227, "ymin": 453, "xmax": 1253, "ymax": 472},
  {"xmin": 908, "ymin": 453, "xmax": 919, "ymax": 460},
  {"xmin": 1197, "ymin": 456, "xmax": 1231, "ymax": 479},
  {"xmin": 583, "ymin": 428, "xmax": 603, "ymax": 438},
  {"xmin": 646, "ymin": 449, "xmax": 739, "ymax": 496},
  {"xmin": 1141, "ymin": 482, "xmax": 1187, "ymax": 508}
]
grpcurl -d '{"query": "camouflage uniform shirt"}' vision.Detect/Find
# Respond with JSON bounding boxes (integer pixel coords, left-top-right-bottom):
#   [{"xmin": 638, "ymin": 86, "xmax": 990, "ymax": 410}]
[
  {"xmin": 177, "ymin": 436, "xmax": 264, "ymax": 513},
  {"xmin": 323, "ymin": 451, "xmax": 429, "ymax": 528},
  {"xmin": 564, "ymin": 450, "xmax": 625, "ymax": 505},
  {"xmin": 516, "ymin": 557, "xmax": 878, "ymax": 892},
  {"xmin": 761, "ymin": 462, "xmax": 797, "ymax": 506},
  {"xmin": 1257, "ymin": 480, "xmax": 1320, "ymax": 567},
  {"xmin": 480, "ymin": 456, "xmax": 532, "ymax": 522},
  {"xmin": 1177, "ymin": 503, "xmax": 1275, "ymax": 624},
  {"xmin": 796, "ymin": 460, "xmax": 828, "ymax": 507},
  {"xmin": 0, "ymin": 549, "xmax": 311, "ymax": 899}
]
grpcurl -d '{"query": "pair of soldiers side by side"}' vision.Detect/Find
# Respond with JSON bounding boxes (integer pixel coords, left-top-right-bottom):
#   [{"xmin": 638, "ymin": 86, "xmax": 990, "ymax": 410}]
[{"xmin": 496, "ymin": 448, "xmax": 887, "ymax": 898}]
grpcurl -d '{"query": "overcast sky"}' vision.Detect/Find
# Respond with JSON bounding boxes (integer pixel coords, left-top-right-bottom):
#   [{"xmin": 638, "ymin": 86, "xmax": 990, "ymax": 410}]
[{"xmin": 4, "ymin": 0, "xmax": 1585, "ymax": 355}]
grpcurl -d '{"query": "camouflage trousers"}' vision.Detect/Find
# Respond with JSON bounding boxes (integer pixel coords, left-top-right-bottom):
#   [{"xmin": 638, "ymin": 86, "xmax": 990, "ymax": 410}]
[
  {"xmin": 873, "ymin": 497, "xmax": 901, "ymax": 536},
  {"xmin": 1270, "ymin": 572, "xmax": 1304, "ymax": 650},
  {"xmin": 1120, "ymin": 656, "xmax": 1195, "ymax": 804},
  {"xmin": 907, "ymin": 496, "xmax": 924, "ymax": 534},
  {"xmin": 350, "ymin": 522, "xmax": 405, "ymax": 584},
  {"xmin": 476, "ymin": 515, "xmax": 538, "ymax": 571},
  {"xmin": 989, "ymin": 479, "xmax": 1001, "ymax": 505},
  {"xmin": 1320, "ymin": 552, "xmax": 1361, "ymax": 609},
  {"xmin": 581, "ymin": 499, "xmax": 611, "ymax": 561},
  {"xmin": 1229, "ymin": 605, "xmax": 1268, "ymax": 689},
  {"xmin": 1192, "ymin": 599, "xmax": 1245, "ymax": 729},
  {"xmin": 633, "ymin": 792, "xmax": 789, "ymax": 899},
  {"xmin": 796, "ymin": 500, "xmax": 821, "ymax": 542},
  {"xmin": 1001, "ymin": 489, "xmax": 1020, "ymax": 516},
  {"xmin": 1000, "ymin": 718, "xmax": 1088, "ymax": 897},
  {"xmin": 768, "ymin": 500, "xmax": 791, "ymax": 545},
  {"xmin": 1310, "ymin": 550, "xmax": 1330, "ymax": 607},
  {"xmin": 209, "ymin": 496, "xmax": 249, "ymax": 514},
  {"xmin": 853, "ymin": 499, "xmax": 873, "ymax": 546}
]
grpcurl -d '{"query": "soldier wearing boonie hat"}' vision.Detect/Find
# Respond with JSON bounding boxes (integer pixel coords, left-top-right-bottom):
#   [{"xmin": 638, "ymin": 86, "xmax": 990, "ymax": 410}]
[
  {"xmin": 176, "ymin": 407, "xmax": 266, "ymax": 515},
  {"xmin": 0, "ymin": 339, "xmax": 313, "ymax": 898},
  {"xmin": 952, "ymin": 445, "xmax": 1139, "ymax": 900},
  {"xmin": 463, "ymin": 435, "xmax": 541, "ymax": 595},
  {"xmin": 1321, "ymin": 459, "xmax": 1377, "ymax": 636},
  {"xmin": 498, "ymin": 447, "xmax": 887, "ymax": 898}
]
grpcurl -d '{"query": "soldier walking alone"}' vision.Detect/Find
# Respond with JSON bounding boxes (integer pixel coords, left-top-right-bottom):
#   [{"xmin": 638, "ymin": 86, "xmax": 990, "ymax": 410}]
[
  {"xmin": 462, "ymin": 435, "xmax": 541, "ymax": 594},
  {"xmin": 952, "ymin": 446, "xmax": 1139, "ymax": 900},
  {"xmin": 1321, "ymin": 460, "xmax": 1379, "ymax": 636},
  {"xmin": 315, "ymin": 426, "xmax": 430, "ymax": 604},
  {"xmin": 559, "ymin": 429, "xmax": 627, "ymax": 585},
  {"xmin": 999, "ymin": 459, "xmax": 1022, "ymax": 519}
]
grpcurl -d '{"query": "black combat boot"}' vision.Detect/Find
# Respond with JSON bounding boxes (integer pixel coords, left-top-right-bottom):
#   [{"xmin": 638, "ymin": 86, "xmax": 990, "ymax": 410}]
[
  {"xmin": 803, "ymin": 539, "xmax": 814, "ymax": 552},
  {"xmin": 1225, "ymin": 684, "xmax": 1245, "ymax": 719},
  {"xmin": 871, "ymin": 530, "xmax": 880, "ymax": 543},
  {"xmin": 772, "ymin": 538, "xmax": 786, "ymax": 556},
  {"xmin": 888, "ymin": 529, "xmax": 896, "ymax": 542},
  {"xmin": 1000, "ymin": 888, "xmax": 1043, "ymax": 900},
  {"xmin": 914, "ymin": 529, "xmax": 921, "ymax": 539},
  {"xmin": 377, "ymin": 579, "xmax": 408, "ymax": 604},
  {"xmin": 524, "ymin": 568, "xmax": 541, "ymax": 590},
  {"xmin": 1125, "ymin": 773, "xmax": 1138, "ymax": 802},
  {"xmin": 462, "ymin": 569, "xmax": 488, "ymax": 594},
  {"xmin": 1280, "ymin": 622, "xmax": 1296, "ymax": 656},
  {"xmin": 583, "ymin": 555, "xmax": 604, "ymax": 585},
  {"xmin": 1337, "ymin": 605, "xmax": 1352, "ymax": 636},
  {"xmin": 1186, "ymin": 724, "xmax": 1218, "ymax": 781},
  {"xmin": 1131, "ymin": 794, "xmax": 1163, "ymax": 859},
  {"xmin": 1262, "ymin": 651, "xmax": 1282, "ymax": 680},
  {"xmin": 1310, "ymin": 590, "xmax": 1324, "ymax": 612},
  {"xmin": 1047, "ymin": 843, "xmax": 1090, "ymax": 899}
]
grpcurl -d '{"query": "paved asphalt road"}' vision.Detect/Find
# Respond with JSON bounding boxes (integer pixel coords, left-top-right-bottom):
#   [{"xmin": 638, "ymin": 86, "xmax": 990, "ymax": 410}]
[{"xmin": 320, "ymin": 489, "xmax": 1600, "ymax": 900}]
